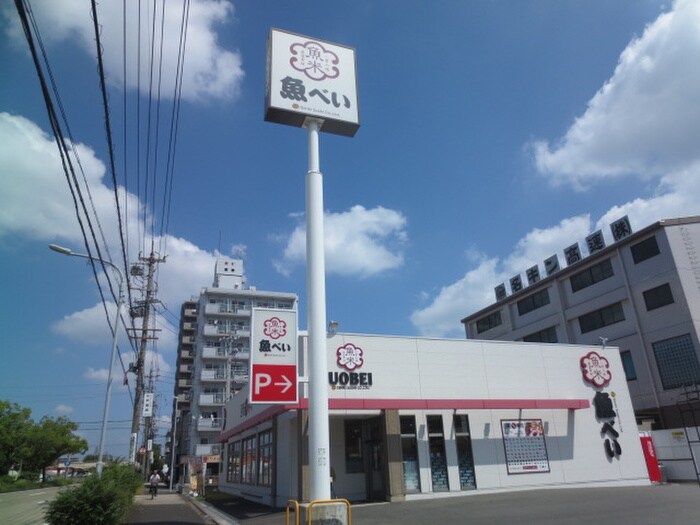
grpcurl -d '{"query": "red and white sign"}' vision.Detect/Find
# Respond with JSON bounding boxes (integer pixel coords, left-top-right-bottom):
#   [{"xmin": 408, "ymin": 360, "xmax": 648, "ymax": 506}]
[
  {"xmin": 250, "ymin": 308, "xmax": 298, "ymax": 404},
  {"xmin": 251, "ymin": 364, "xmax": 297, "ymax": 403},
  {"xmin": 580, "ymin": 351, "xmax": 612, "ymax": 388}
]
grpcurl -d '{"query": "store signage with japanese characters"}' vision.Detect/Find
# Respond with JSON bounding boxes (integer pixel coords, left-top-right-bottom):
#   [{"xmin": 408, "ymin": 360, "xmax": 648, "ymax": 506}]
[
  {"xmin": 265, "ymin": 28, "xmax": 360, "ymax": 137},
  {"xmin": 250, "ymin": 308, "xmax": 298, "ymax": 404},
  {"xmin": 329, "ymin": 342, "xmax": 374, "ymax": 390},
  {"xmin": 491, "ymin": 216, "xmax": 634, "ymax": 302},
  {"xmin": 581, "ymin": 351, "xmax": 622, "ymax": 460}
]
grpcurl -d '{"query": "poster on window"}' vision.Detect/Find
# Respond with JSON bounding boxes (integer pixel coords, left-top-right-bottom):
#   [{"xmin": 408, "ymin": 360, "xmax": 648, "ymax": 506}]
[{"xmin": 500, "ymin": 419, "xmax": 550, "ymax": 474}]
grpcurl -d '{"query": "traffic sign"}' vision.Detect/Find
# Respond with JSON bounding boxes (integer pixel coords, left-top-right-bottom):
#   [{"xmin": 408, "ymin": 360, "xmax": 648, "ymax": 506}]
[{"xmin": 251, "ymin": 364, "xmax": 297, "ymax": 403}]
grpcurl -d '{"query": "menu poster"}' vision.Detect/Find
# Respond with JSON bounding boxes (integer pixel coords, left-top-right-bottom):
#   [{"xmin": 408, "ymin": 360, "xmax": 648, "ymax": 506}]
[{"xmin": 500, "ymin": 419, "xmax": 550, "ymax": 474}]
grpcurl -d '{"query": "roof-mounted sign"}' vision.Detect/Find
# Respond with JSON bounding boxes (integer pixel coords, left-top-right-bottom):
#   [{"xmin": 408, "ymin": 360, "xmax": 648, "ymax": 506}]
[{"xmin": 265, "ymin": 28, "xmax": 360, "ymax": 137}]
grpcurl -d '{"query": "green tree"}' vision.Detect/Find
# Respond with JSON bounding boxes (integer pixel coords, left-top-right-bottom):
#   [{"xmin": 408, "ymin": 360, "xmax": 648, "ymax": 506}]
[
  {"xmin": 0, "ymin": 400, "xmax": 87, "ymax": 477},
  {"xmin": 0, "ymin": 400, "xmax": 34, "ymax": 474}
]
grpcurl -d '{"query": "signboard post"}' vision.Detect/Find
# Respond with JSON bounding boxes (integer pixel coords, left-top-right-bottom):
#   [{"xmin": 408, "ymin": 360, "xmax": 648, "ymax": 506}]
[
  {"xmin": 250, "ymin": 308, "xmax": 298, "ymax": 404},
  {"xmin": 265, "ymin": 28, "xmax": 359, "ymax": 502}
]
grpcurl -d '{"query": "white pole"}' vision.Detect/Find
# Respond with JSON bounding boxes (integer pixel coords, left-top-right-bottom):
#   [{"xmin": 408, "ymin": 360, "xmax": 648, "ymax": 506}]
[
  {"xmin": 305, "ymin": 118, "xmax": 331, "ymax": 500},
  {"xmin": 96, "ymin": 278, "xmax": 122, "ymax": 478}
]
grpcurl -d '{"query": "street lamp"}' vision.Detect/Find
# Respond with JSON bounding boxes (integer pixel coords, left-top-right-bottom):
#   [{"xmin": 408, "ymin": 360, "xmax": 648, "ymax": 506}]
[{"xmin": 49, "ymin": 244, "xmax": 124, "ymax": 478}]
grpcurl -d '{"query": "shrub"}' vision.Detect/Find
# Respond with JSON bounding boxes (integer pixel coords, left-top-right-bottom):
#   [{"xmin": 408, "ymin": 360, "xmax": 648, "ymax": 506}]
[{"xmin": 45, "ymin": 465, "xmax": 141, "ymax": 525}]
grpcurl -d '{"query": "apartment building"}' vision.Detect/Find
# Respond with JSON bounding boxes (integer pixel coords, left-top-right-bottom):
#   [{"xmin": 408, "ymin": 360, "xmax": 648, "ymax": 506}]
[
  {"xmin": 170, "ymin": 258, "xmax": 297, "ymax": 487},
  {"xmin": 461, "ymin": 216, "xmax": 700, "ymax": 429}
]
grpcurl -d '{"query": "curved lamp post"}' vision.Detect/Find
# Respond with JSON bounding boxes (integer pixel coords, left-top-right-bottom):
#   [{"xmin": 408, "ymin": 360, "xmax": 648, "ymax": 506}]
[{"xmin": 49, "ymin": 244, "xmax": 124, "ymax": 478}]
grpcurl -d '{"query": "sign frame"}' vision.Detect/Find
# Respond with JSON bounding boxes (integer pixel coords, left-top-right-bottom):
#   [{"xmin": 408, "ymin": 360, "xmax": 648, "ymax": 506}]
[
  {"xmin": 249, "ymin": 307, "xmax": 299, "ymax": 404},
  {"xmin": 265, "ymin": 28, "xmax": 360, "ymax": 137}
]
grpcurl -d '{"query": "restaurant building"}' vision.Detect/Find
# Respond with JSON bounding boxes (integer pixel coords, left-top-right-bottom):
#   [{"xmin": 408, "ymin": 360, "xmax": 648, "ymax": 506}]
[{"xmin": 216, "ymin": 334, "xmax": 650, "ymax": 507}]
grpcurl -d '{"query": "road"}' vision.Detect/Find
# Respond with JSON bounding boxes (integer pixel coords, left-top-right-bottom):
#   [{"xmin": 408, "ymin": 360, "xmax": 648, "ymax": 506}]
[{"xmin": 0, "ymin": 486, "xmax": 62, "ymax": 525}]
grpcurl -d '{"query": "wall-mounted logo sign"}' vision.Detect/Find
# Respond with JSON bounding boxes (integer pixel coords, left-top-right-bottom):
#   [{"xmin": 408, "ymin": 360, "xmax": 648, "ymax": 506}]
[
  {"xmin": 329, "ymin": 342, "xmax": 373, "ymax": 390},
  {"xmin": 586, "ymin": 230, "xmax": 606, "ymax": 255},
  {"xmin": 266, "ymin": 28, "xmax": 359, "ymax": 137},
  {"xmin": 581, "ymin": 351, "xmax": 612, "ymax": 388},
  {"xmin": 610, "ymin": 215, "xmax": 632, "ymax": 242}
]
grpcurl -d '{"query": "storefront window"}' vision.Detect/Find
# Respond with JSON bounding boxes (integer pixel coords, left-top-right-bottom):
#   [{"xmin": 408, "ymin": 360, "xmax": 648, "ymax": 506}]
[
  {"xmin": 258, "ymin": 430, "xmax": 273, "ymax": 486},
  {"xmin": 427, "ymin": 415, "xmax": 448, "ymax": 491},
  {"xmin": 454, "ymin": 415, "xmax": 476, "ymax": 490},
  {"xmin": 400, "ymin": 416, "xmax": 420, "ymax": 492},
  {"xmin": 226, "ymin": 441, "xmax": 241, "ymax": 483},
  {"xmin": 241, "ymin": 435, "xmax": 257, "ymax": 484},
  {"xmin": 344, "ymin": 419, "xmax": 364, "ymax": 473}
]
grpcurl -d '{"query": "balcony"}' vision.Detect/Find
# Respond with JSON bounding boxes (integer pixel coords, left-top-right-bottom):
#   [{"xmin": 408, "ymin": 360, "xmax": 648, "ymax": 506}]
[
  {"xmin": 197, "ymin": 417, "xmax": 223, "ymax": 431},
  {"xmin": 199, "ymin": 393, "xmax": 225, "ymax": 406},
  {"xmin": 202, "ymin": 347, "xmax": 226, "ymax": 359},
  {"xmin": 182, "ymin": 322, "xmax": 197, "ymax": 330},
  {"xmin": 204, "ymin": 303, "xmax": 251, "ymax": 317},
  {"xmin": 179, "ymin": 349, "xmax": 193, "ymax": 359},
  {"xmin": 200, "ymin": 369, "xmax": 226, "ymax": 382},
  {"xmin": 195, "ymin": 444, "xmax": 221, "ymax": 457},
  {"xmin": 181, "ymin": 335, "xmax": 196, "ymax": 345},
  {"xmin": 178, "ymin": 379, "xmax": 192, "ymax": 388},
  {"xmin": 203, "ymin": 324, "xmax": 251, "ymax": 338},
  {"xmin": 179, "ymin": 364, "xmax": 193, "ymax": 374},
  {"xmin": 176, "ymin": 393, "xmax": 190, "ymax": 404},
  {"xmin": 184, "ymin": 308, "xmax": 197, "ymax": 317}
]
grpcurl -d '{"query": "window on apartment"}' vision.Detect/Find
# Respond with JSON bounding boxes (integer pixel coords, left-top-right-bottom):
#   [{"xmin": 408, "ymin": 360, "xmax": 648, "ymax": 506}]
[
  {"xmin": 570, "ymin": 259, "xmax": 614, "ymax": 293},
  {"xmin": 578, "ymin": 302, "xmax": 625, "ymax": 334},
  {"xmin": 476, "ymin": 310, "xmax": 502, "ymax": 334},
  {"xmin": 643, "ymin": 283, "xmax": 674, "ymax": 311},
  {"xmin": 631, "ymin": 235, "xmax": 660, "ymax": 264},
  {"xmin": 344, "ymin": 419, "xmax": 364, "ymax": 474},
  {"xmin": 517, "ymin": 288, "xmax": 550, "ymax": 316},
  {"xmin": 620, "ymin": 351, "xmax": 637, "ymax": 381},
  {"xmin": 257, "ymin": 430, "xmax": 273, "ymax": 486},
  {"xmin": 652, "ymin": 334, "xmax": 700, "ymax": 390},
  {"xmin": 523, "ymin": 326, "xmax": 558, "ymax": 343}
]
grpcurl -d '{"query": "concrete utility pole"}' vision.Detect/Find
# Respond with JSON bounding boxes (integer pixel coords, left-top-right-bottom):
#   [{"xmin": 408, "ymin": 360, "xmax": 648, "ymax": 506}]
[{"xmin": 129, "ymin": 252, "xmax": 165, "ymax": 465}]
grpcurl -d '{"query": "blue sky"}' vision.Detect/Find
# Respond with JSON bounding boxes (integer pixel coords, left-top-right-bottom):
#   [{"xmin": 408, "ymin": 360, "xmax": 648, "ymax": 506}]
[{"xmin": 2, "ymin": 0, "xmax": 699, "ymax": 459}]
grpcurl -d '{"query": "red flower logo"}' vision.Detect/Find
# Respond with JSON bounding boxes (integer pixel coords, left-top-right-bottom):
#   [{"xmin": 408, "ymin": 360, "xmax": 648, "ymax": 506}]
[
  {"xmin": 337, "ymin": 343, "xmax": 363, "ymax": 371},
  {"xmin": 581, "ymin": 351, "xmax": 612, "ymax": 388},
  {"xmin": 263, "ymin": 317, "xmax": 287, "ymax": 340}
]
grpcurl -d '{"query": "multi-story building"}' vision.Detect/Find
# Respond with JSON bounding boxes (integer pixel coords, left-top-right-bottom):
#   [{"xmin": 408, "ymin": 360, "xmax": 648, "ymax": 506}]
[
  {"xmin": 461, "ymin": 216, "xmax": 700, "ymax": 429},
  {"xmin": 170, "ymin": 257, "xmax": 297, "ymax": 487}
]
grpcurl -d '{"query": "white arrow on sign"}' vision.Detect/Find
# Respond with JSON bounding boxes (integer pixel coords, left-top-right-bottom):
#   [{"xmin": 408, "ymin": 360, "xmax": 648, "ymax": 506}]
[{"xmin": 275, "ymin": 374, "xmax": 293, "ymax": 393}]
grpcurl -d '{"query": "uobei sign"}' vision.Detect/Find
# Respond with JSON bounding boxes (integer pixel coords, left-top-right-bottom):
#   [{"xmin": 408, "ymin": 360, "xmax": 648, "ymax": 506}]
[
  {"xmin": 250, "ymin": 308, "xmax": 298, "ymax": 404},
  {"xmin": 265, "ymin": 28, "xmax": 360, "ymax": 137}
]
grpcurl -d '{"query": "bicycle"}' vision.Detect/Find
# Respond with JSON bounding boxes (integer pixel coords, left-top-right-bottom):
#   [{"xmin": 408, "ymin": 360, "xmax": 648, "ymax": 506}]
[{"xmin": 148, "ymin": 484, "xmax": 158, "ymax": 499}]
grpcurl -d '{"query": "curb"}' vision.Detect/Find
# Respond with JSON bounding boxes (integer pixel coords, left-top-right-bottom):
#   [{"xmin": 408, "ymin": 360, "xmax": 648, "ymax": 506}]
[{"xmin": 183, "ymin": 494, "xmax": 240, "ymax": 525}]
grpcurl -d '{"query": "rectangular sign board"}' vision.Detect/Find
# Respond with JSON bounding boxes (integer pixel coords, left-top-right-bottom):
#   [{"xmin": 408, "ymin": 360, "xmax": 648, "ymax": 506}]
[
  {"xmin": 250, "ymin": 308, "xmax": 298, "ymax": 404},
  {"xmin": 265, "ymin": 28, "xmax": 360, "ymax": 137}
]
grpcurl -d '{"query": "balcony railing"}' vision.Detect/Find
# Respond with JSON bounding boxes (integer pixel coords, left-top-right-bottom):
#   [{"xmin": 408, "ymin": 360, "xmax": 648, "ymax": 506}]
[
  {"xmin": 199, "ymin": 393, "xmax": 225, "ymax": 405},
  {"xmin": 200, "ymin": 369, "xmax": 227, "ymax": 382},
  {"xmin": 195, "ymin": 444, "xmax": 221, "ymax": 456},
  {"xmin": 197, "ymin": 417, "xmax": 223, "ymax": 430}
]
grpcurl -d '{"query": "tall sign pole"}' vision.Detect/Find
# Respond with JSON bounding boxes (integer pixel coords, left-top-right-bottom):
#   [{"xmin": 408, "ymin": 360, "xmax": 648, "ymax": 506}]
[
  {"xmin": 305, "ymin": 117, "xmax": 330, "ymax": 499},
  {"xmin": 265, "ymin": 28, "xmax": 359, "ymax": 502}
]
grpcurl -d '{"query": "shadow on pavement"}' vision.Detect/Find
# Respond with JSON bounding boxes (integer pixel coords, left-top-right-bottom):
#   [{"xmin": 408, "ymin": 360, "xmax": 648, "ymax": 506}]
[{"xmin": 204, "ymin": 490, "xmax": 285, "ymax": 522}]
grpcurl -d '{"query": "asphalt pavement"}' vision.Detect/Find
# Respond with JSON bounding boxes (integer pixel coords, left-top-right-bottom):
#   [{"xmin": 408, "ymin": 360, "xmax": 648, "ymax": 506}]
[{"xmin": 127, "ymin": 483, "xmax": 700, "ymax": 525}]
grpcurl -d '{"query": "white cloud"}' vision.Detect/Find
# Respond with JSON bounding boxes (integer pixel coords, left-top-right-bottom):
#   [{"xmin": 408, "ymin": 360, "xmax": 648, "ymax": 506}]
[
  {"xmin": 411, "ymin": 216, "xmax": 593, "ymax": 337},
  {"xmin": 55, "ymin": 404, "xmax": 74, "ymax": 415},
  {"xmin": 276, "ymin": 205, "xmax": 408, "ymax": 278},
  {"xmin": 84, "ymin": 367, "xmax": 109, "ymax": 382},
  {"xmin": 532, "ymin": 0, "xmax": 700, "ymax": 188},
  {"xmin": 1, "ymin": 112, "xmax": 215, "ymax": 350},
  {"xmin": 2, "ymin": 0, "xmax": 244, "ymax": 103}
]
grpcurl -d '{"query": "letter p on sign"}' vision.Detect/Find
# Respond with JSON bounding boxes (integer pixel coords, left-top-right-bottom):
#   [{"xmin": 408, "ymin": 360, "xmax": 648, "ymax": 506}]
[{"xmin": 254, "ymin": 373, "xmax": 272, "ymax": 395}]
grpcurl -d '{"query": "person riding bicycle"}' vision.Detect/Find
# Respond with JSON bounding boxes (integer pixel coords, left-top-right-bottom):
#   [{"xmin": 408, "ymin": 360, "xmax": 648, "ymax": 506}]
[{"xmin": 149, "ymin": 470, "xmax": 161, "ymax": 498}]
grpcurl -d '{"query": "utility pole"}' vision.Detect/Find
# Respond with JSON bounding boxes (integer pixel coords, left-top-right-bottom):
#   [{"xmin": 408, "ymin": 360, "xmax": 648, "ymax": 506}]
[{"xmin": 128, "ymin": 252, "xmax": 166, "ymax": 466}]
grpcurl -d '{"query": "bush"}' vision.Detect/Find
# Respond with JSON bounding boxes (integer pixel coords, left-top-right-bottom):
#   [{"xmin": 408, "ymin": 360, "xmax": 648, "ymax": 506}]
[{"xmin": 45, "ymin": 465, "xmax": 141, "ymax": 525}]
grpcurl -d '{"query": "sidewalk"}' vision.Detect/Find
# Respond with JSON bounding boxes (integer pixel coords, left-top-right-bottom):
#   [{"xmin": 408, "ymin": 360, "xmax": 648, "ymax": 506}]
[{"xmin": 125, "ymin": 489, "xmax": 238, "ymax": 525}]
